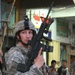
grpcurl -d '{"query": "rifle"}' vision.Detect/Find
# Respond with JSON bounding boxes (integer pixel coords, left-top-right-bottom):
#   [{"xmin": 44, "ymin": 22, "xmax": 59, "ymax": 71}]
[{"xmin": 17, "ymin": 2, "xmax": 54, "ymax": 72}]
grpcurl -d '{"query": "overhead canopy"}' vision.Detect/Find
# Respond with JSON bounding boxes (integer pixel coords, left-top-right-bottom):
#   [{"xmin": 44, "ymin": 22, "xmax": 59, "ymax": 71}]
[
  {"xmin": 3, "ymin": 0, "xmax": 74, "ymax": 8},
  {"xmin": 21, "ymin": 0, "xmax": 74, "ymax": 8},
  {"xmin": 52, "ymin": 6, "xmax": 75, "ymax": 18}
]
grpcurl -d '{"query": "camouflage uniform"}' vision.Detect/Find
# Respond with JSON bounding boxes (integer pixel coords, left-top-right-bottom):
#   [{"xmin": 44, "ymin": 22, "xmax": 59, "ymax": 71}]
[
  {"xmin": 5, "ymin": 44, "xmax": 43, "ymax": 75},
  {"xmin": 4, "ymin": 16, "xmax": 44, "ymax": 75}
]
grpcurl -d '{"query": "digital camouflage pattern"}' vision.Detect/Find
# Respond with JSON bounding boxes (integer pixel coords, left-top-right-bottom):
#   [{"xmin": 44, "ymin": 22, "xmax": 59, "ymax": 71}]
[
  {"xmin": 5, "ymin": 44, "xmax": 43, "ymax": 75},
  {"xmin": 14, "ymin": 20, "xmax": 36, "ymax": 36}
]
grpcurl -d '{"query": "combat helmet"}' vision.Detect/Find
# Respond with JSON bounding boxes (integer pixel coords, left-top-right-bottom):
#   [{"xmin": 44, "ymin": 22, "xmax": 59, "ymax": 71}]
[{"xmin": 14, "ymin": 16, "xmax": 36, "ymax": 36}]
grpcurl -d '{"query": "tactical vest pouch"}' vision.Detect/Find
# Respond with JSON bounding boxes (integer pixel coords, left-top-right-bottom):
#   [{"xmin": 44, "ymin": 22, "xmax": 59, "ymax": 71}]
[{"xmin": 17, "ymin": 59, "xmax": 33, "ymax": 72}]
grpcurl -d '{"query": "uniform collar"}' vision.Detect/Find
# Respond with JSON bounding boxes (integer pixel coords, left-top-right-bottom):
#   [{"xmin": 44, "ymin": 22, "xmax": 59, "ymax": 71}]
[{"xmin": 16, "ymin": 44, "xmax": 30, "ymax": 55}]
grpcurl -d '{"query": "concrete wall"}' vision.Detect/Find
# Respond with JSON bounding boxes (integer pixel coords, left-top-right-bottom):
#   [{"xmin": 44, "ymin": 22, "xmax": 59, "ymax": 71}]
[{"xmin": 51, "ymin": 6, "xmax": 75, "ymax": 44}]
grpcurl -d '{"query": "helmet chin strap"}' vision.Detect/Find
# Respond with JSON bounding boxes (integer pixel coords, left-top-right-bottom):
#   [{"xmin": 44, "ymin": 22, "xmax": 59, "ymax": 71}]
[
  {"xmin": 20, "ymin": 40, "xmax": 29, "ymax": 47},
  {"xmin": 17, "ymin": 35, "xmax": 29, "ymax": 47}
]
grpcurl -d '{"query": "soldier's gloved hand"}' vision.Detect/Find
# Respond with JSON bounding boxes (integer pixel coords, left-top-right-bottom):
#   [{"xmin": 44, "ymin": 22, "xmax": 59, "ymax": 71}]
[{"xmin": 34, "ymin": 48, "xmax": 44, "ymax": 69}]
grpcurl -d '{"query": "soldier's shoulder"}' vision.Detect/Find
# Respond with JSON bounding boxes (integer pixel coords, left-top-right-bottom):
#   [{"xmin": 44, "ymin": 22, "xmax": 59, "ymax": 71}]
[
  {"xmin": 9, "ymin": 46, "xmax": 20, "ymax": 51},
  {"xmin": 5, "ymin": 46, "xmax": 23, "ymax": 64},
  {"xmin": 7, "ymin": 46, "xmax": 22, "ymax": 56}
]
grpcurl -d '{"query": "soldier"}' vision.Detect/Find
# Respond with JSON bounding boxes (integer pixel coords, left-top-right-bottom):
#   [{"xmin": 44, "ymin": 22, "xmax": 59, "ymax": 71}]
[{"xmin": 4, "ymin": 16, "xmax": 44, "ymax": 75}]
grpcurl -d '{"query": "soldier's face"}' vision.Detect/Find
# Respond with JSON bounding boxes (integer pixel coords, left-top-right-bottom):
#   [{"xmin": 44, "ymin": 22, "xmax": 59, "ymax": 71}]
[{"xmin": 19, "ymin": 30, "xmax": 33, "ymax": 44}]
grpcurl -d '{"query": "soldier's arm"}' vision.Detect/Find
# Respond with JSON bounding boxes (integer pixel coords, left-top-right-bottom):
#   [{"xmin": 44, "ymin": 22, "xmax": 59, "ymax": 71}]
[{"xmin": 5, "ymin": 50, "xmax": 43, "ymax": 75}]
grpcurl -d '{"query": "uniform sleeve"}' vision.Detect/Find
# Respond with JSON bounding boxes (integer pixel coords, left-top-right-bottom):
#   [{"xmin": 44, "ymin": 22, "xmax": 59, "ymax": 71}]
[{"xmin": 5, "ymin": 50, "xmax": 43, "ymax": 75}]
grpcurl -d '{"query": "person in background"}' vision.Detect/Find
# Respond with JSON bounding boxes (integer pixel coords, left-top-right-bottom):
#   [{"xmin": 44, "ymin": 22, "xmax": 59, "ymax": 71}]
[
  {"xmin": 42, "ymin": 63, "xmax": 48, "ymax": 75},
  {"xmin": 70, "ymin": 55, "xmax": 75, "ymax": 75},
  {"xmin": 4, "ymin": 16, "xmax": 45, "ymax": 75},
  {"xmin": 57, "ymin": 60, "xmax": 70, "ymax": 75},
  {"xmin": 48, "ymin": 60, "xmax": 57, "ymax": 75},
  {"xmin": 73, "ymin": 68, "xmax": 75, "ymax": 75}
]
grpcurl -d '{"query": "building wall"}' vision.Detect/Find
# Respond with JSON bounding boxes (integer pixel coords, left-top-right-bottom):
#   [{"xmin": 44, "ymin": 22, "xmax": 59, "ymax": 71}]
[{"xmin": 48, "ymin": 40, "xmax": 60, "ymax": 68}]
